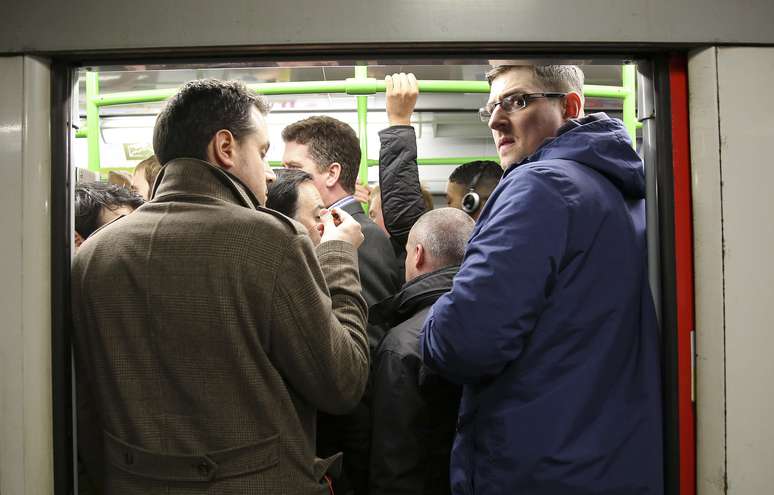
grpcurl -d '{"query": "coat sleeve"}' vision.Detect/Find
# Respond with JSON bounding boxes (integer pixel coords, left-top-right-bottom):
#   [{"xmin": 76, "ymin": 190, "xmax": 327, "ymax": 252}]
[
  {"xmin": 269, "ymin": 236, "xmax": 370, "ymax": 414},
  {"xmin": 420, "ymin": 169, "xmax": 569, "ymax": 384},
  {"xmin": 378, "ymin": 126, "xmax": 428, "ymax": 248},
  {"xmin": 369, "ymin": 349, "xmax": 426, "ymax": 495}
]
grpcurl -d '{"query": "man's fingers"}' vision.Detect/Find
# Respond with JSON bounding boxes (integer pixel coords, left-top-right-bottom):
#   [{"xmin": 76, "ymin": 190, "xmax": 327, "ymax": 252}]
[
  {"xmin": 330, "ymin": 207, "xmax": 351, "ymax": 223},
  {"xmin": 392, "ymin": 74, "xmax": 403, "ymax": 95},
  {"xmin": 408, "ymin": 73, "xmax": 418, "ymax": 93},
  {"xmin": 319, "ymin": 208, "xmax": 336, "ymax": 228},
  {"xmin": 385, "ymin": 74, "xmax": 393, "ymax": 93}
]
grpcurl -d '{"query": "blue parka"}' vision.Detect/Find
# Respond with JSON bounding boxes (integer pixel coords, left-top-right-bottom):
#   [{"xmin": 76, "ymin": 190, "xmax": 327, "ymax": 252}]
[{"xmin": 420, "ymin": 114, "xmax": 663, "ymax": 494}]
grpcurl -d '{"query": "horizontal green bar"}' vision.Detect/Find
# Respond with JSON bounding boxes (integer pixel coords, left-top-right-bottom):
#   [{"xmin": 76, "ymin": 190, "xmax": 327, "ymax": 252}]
[
  {"xmin": 249, "ymin": 80, "xmax": 351, "ymax": 95},
  {"xmin": 270, "ymin": 157, "xmax": 500, "ymax": 168},
  {"xmin": 95, "ymin": 88, "xmax": 178, "ymax": 106},
  {"xmin": 583, "ymin": 84, "xmax": 630, "ymax": 99},
  {"xmin": 366, "ymin": 157, "xmax": 499, "ymax": 167},
  {"xmin": 93, "ymin": 79, "xmax": 630, "ymax": 107},
  {"xmin": 75, "ymin": 128, "xmax": 87, "ymax": 138}
]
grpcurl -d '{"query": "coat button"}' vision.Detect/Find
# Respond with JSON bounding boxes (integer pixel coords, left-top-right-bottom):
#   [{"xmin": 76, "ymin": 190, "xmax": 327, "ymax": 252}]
[{"xmin": 197, "ymin": 461, "xmax": 211, "ymax": 477}]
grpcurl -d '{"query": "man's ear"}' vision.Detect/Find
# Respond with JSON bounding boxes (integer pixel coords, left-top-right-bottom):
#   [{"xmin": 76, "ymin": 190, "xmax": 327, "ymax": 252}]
[
  {"xmin": 325, "ymin": 162, "xmax": 342, "ymax": 188},
  {"xmin": 74, "ymin": 231, "xmax": 85, "ymax": 248},
  {"xmin": 563, "ymin": 91, "xmax": 583, "ymax": 120},
  {"xmin": 415, "ymin": 243, "xmax": 426, "ymax": 270},
  {"xmin": 206, "ymin": 129, "xmax": 238, "ymax": 170}
]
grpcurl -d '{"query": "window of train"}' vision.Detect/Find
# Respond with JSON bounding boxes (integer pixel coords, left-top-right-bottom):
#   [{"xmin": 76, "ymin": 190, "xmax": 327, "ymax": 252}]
[{"xmin": 73, "ymin": 62, "xmax": 636, "ymax": 205}]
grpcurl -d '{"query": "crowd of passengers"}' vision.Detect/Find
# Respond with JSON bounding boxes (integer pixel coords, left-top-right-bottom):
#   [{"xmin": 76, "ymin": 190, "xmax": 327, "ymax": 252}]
[{"xmin": 72, "ymin": 66, "xmax": 663, "ymax": 495}]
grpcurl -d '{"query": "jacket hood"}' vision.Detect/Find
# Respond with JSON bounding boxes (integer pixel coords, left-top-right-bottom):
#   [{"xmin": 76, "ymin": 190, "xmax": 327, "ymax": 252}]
[
  {"xmin": 370, "ymin": 265, "xmax": 458, "ymax": 328},
  {"xmin": 519, "ymin": 113, "xmax": 645, "ymax": 199}
]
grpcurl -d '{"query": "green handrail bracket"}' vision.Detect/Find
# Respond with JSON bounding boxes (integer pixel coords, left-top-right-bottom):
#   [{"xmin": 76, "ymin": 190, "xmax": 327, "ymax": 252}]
[{"xmin": 80, "ymin": 66, "xmax": 639, "ymax": 171}]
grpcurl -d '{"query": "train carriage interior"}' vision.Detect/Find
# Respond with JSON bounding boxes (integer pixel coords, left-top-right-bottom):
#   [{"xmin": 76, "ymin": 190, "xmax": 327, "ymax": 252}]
[
  {"xmin": 60, "ymin": 54, "xmax": 687, "ymax": 494},
  {"xmin": 73, "ymin": 61, "xmax": 638, "ymax": 203}
]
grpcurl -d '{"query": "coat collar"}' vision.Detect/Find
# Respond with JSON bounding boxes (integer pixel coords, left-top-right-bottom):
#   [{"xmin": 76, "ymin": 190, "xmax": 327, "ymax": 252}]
[
  {"xmin": 339, "ymin": 197, "xmax": 365, "ymax": 217},
  {"xmin": 150, "ymin": 158, "xmax": 262, "ymax": 210},
  {"xmin": 370, "ymin": 265, "xmax": 459, "ymax": 327}
]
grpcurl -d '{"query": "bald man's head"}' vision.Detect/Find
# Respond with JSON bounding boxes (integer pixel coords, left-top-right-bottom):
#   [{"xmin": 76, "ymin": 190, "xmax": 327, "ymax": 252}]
[{"xmin": 405, "ymin": 208, "xmax": 475, "ymax": 282}]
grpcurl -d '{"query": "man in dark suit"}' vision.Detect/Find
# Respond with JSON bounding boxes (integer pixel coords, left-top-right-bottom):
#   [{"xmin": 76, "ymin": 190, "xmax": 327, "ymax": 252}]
[
  {"xmin": 283, "ymin": 116, "xmax": 402, "ymax": 495},
  {"xmin": 282, "ymin": 116, "xmax": 402, "ymax": 331}
]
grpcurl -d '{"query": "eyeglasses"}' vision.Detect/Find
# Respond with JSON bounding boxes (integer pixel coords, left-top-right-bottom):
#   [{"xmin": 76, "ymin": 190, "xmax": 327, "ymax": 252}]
[{"xmin": 478, "ymin": 92, "xmax": 566, "ymax": 122}]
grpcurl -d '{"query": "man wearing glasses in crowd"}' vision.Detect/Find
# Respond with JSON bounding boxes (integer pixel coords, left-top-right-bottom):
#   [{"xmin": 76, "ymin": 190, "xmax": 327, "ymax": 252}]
[{"xmin": 421, "ymin": 65, "xmax": 663, "ymax": 494}]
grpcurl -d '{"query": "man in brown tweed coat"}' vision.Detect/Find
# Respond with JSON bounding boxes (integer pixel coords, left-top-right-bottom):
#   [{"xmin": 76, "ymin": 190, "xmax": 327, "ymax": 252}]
[{"xmin": 72, "ymin": 79, "xmax": 369, "ymax": 494}]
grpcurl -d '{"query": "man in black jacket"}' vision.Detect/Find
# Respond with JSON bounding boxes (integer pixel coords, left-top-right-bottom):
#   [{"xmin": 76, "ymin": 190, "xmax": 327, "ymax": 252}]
[
  {"xmin": 376, "ymin": 73, "xmax": 502, "ymax": 254},
  {"xmin": 369, "ymin": 208, "xmax": 475, "ymax": 495}
]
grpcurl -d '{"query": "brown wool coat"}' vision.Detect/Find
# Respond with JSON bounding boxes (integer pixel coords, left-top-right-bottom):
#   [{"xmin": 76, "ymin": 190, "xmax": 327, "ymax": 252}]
[{"xmin": 72, "ymin": 158, "xmax": 369, "ymax": 494}]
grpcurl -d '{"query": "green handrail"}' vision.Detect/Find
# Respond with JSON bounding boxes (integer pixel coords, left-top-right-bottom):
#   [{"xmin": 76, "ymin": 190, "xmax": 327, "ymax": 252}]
[
  {"xmin": 86, "ymin": 72, "xmax": 101, "ymax": 172},
  {"xmin": 354, "ymin": 66, "xmax": 370, "ymax": 212},
  {"xmin": 366, "ymin": 157, "xmax": 499, "ymax": 167},
  {"xmin": 621, "ymin": 64, "xmax": 637, "ymax": 148},
  {"xmin": 81, "ymin": 67, "xmax": 638, "ymax": 171}
]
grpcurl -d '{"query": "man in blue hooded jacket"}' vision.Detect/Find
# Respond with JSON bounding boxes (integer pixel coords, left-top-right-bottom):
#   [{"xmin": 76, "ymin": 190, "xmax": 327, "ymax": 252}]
[{"xmin": 420, "ymin": 65, "xmax": 663, "ymax": 494}]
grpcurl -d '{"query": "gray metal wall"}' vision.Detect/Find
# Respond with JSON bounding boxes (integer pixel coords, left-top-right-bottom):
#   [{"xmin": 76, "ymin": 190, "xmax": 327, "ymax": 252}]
[
  {"xmin": 0, "ymin": 56, "xmax": 53, "ymax": 495},
  {"xmin": 2, "ymin": 0, "xmax": 774, "ymax": 54},
  {"xmin": 691, "ymin": 46, "xmax": 774, "ymax": 494}
]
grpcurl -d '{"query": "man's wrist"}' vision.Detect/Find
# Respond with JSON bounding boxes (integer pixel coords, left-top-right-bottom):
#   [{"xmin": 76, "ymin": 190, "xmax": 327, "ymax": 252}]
[{"xmin": 388, "ymin": 118, "xmax": 412, "ymax": 126}]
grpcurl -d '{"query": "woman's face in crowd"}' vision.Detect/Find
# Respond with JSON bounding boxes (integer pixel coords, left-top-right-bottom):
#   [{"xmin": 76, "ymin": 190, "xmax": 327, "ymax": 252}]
[{"xmin": 295, "ymin": 181, "xmax": 325, "ymax": 246}]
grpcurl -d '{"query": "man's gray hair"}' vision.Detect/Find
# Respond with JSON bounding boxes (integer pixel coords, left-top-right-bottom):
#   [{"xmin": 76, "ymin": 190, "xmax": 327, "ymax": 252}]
[
  {"xmin": 486, "ymin": 65, "xmax": 585, "ymax": 95},
  {"xmin": 408, "ymin": 208, "xmax": 475, "ymax": 268}
]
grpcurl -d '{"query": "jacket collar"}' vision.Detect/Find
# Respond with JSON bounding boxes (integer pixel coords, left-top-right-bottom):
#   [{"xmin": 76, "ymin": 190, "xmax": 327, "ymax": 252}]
[
  {"xmin": 339, "ymin": 197, "xmax": 365, "ymax": 217},
  {"xmin": 150, "ymin": 158, "xmax": 262, "ymax": 209},
  {"xmin": 370, "ymin": 265, "xmax": 459, "ymax": 327}
]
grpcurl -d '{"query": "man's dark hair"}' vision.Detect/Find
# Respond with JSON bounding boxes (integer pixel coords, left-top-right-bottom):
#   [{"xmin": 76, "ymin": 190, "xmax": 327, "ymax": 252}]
[
  {"xmin": 75, "ymin": 182, "xmax": 144, "ymax": 238},
  {"xmin": 153, "ymin": 79, "xmax": 271, "ymax": 165},
  {"xmin": 266, "ymin": 169, "xmax": 314, "ymax": 219},
  {"xmin": 281, "ymin": 116, "xmax": 361, "ymax": 194},
  {"xmin": 448, "ymin": 160, "xmax": 503, "ymax": 195}
]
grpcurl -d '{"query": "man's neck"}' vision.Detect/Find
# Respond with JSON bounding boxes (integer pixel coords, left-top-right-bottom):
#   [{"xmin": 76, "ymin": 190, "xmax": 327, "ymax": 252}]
[{"xmin": 323, "ymin": 186, "xmax": 350, "ymax": 208}]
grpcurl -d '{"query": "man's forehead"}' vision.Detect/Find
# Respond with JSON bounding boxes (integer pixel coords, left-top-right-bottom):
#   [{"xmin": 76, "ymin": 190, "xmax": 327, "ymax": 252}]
[
  {"xmin": 487, "ymin": 67, "xmax": 537, "ymax": 102},
  {"xmin": 251, "ymin": 107, "xmax": 270, "ymax": 142}
]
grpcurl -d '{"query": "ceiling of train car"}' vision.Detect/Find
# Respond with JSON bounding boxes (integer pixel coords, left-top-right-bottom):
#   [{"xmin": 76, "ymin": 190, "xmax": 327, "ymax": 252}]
[
  {"xmin": 77, "ymin": 63, "xmax": 625, "ymax": 117},
  {"xmin": 74, "ymin": 62, "xmax": 631, "ymax": 193}
]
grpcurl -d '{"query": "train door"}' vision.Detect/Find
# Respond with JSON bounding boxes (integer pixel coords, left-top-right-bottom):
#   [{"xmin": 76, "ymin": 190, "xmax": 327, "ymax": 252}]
[{"xmin": 50, "ymin": 52, "xmax": 695, "ymax": 495}]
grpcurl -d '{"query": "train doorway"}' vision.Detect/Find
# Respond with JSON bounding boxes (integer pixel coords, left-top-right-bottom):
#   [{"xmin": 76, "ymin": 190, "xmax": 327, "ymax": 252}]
[{"xmin": 51, "ymin": 51, "xmax": 693, "ymax": 495}]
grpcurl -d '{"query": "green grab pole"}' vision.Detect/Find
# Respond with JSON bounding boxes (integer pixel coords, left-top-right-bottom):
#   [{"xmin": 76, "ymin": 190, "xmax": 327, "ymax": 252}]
[
  {"xmin": 355, "ymin": 66, "xmax": 369, "ymax": 213},
  {"xmin": 95, "ymin": 81, "xmax": 354, "ymax": 107},
  {"xmin": 86, "ymin": 71, "xmax": 101, "ymax": 172},
  {"xmin": 95, "ymin": 87, "xmax": 178, "ymax": 106},
  {"xmin": 92, "ymin": 79, "xmax": 631, "ymax": 109},
  {"xmin": 621, "ymin": 65, "xmax": 637, "ymax": 147},
  {"xmin": 346, "ymin": 79, "xmax": 491, "ymax": 95},
  {"xmin": 367, "ymin": 157, "xmax": 500, "ymax": 167},
  {"xmin": 582, "ymin": 85, "xmax": 630, "ymax": 99},
  {"xmin": 273, "ymin": 157, "xmax": 501, "ymax": 168}
]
